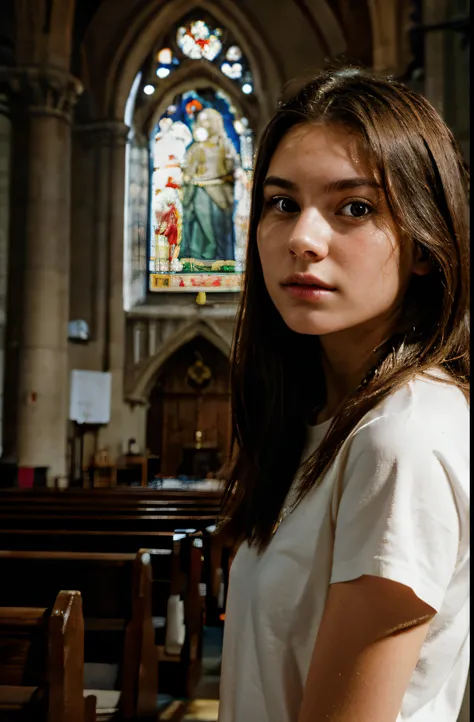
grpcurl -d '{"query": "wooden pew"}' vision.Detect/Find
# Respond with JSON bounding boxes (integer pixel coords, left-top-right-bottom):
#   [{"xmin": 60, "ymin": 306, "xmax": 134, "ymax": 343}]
[
  {"xmin": 0, "ymin": 590, "xmax": 95, "ymax": 722},
  {"xmin": 0, "ymin": 488, "xmax": 224, "ymax": 627},
  {"xmin": 0, "ymin": 489, "xmax": 222, "ymax": 527},
  {"xmin": 0, "ymin": 529, "xmax": 176, "ymax": 554},
  {"xmin": 0, "ymin": 487, "xmax": 223, "ymax": 513},
  {"xmin": 0, "ymin": 484, "xmax": 221, "ymax": 541},
  {"xmin": 0, "ymin": 529, "xmax": 219, "ymax": 625},
  {"xmin": 0, "ymin": 550, "xmax": 158, "ymax": 720},
  {"xmin": 0, "ymin": 511, "xmax": 217, "ymax": 534},
  {"xmin": 0, "ymin": 488, "xmax": 224, "ymax": 696}
]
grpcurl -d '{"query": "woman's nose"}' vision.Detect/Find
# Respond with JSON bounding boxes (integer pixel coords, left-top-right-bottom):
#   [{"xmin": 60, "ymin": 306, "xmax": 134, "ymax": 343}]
[{"xmin": 287, "ymin": 210, "xmax": 330, "ymax": 260}]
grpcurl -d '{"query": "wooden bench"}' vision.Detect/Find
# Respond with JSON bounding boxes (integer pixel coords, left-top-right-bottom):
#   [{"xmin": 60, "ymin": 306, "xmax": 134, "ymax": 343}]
[
  {"xmin": 0, "ymin": 487, "xmax": 223, "ymax": 510},
  {"xmin": 0, "ymin": 550, "xmax": 158, "ymax": 720},
  {"xmin": 0, "ymin": 590, "xmax": 96, "ymax": 722},
  {"xmin": 0, "ymin": 488, "xmax": 225, "ymax": 625},
  {"xmin": 0, "ymin": 489, "xmax": 224, "ymax": 694}
]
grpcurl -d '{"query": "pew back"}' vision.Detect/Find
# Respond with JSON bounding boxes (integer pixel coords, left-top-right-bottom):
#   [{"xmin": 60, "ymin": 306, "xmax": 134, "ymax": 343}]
[
  {"xmin": 0, "ymin": 550, "xmax": 157, "ymax": 719},
  {"xmin": 0, "ymin": 590, "xmax": 89, "ymax": 722}
]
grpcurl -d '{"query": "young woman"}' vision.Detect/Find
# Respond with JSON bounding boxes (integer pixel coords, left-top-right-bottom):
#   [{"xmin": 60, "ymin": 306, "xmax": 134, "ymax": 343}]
[{"xmin": 217, "ymin": 67, "xmax": 469, "ymax": 722}]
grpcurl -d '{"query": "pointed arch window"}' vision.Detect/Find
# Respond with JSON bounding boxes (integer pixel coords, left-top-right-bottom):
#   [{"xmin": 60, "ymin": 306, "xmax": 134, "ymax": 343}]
[{"xmin": 126, "ymin": 13, "xmax": 255, "ymax": 299}]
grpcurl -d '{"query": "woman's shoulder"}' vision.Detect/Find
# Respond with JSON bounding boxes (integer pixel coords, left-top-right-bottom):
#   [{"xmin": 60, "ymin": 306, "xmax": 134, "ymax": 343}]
[{"xmin": 350, "ymin": 370, "xmax": 469, "ymax": 459}]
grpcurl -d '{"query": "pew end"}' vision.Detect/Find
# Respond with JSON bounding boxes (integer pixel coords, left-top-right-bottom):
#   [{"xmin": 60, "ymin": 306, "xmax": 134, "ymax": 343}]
[
  {"xmin": 0, "ymin": 590, "xmax": 93, "ymax": 722},
  {"xmin": 120, "ymin": 550, "xmax": 158, "ymax": 720}
]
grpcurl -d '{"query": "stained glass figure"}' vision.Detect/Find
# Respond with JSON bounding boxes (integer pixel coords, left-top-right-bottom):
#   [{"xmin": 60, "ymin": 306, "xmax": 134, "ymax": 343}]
[
  {"xmin": 149, "ymin": 89, "xmax": 252, "ymax": 292},
  {"xmin": 176, "ymin": 20, "xmax": 222, "ymax": 61},
  {"xmin": 151, "ymin": 118, "xmax": 191, "ymax": 273},
  {"xmin": 180, "ymin": 108, "xmax": 238, "ymax": 262}
]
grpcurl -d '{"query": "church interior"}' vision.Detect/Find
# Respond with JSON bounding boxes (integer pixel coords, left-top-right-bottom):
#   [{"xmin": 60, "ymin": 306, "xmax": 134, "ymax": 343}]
[{"xmin": 0, "ymin": 0, "xmax": 469, "ymax": 720}]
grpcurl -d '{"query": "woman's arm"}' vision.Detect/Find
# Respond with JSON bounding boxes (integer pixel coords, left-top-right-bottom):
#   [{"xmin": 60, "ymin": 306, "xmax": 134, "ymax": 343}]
[{"xmin": 297, "ymin": 575, "xmax": 435, "ymax": 722}]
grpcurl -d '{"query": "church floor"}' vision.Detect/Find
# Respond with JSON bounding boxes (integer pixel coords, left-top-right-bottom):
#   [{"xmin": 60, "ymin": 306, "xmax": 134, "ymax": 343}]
[
  {"xmin": 84, "ymin": 626, "xmax": 222, "ymax": 721},
  {"xmin": 162, "ymin": 625, "xmax": 222, "ymax": 722}
]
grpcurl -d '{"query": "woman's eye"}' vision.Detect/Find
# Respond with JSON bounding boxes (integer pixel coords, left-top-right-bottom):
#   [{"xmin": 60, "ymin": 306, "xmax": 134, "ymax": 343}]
[
  {"xmin": 270, "ymin": 197, "xmax": 299, "ymax": 214},
  {"xmin": 339, "ymin": 201, "xmax": 373, "ymax": 218}
]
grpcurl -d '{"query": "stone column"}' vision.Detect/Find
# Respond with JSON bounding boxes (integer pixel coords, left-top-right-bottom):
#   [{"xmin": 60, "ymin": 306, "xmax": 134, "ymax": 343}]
[
  {"xmin": 369, "ymin": 0, "xmax": 410, "ymax": 76},
  {"xmin": 423, "ymin": 0, "xmax": 449, "ymax": 118},
  {"xmin": 102, "ymin": 122, "xmax": 129, "ymax": 460},
  {"xmin": 1, "ymin": 67, "xmax": 82, "ymax": 484},
  {"xmin": 0, "ymin": 91, "xmax": 11, "ymax": 458},
  {"xmin": 73, "ymin": 121, "xmax": 129, "ymax": 461}
]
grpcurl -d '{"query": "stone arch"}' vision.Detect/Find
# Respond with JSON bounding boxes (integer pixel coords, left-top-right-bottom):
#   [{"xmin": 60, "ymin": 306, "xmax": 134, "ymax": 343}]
[
  {"xmin": 328, "ymin": 0, "xmax": 373, "ymax": 67},
  {"xmin": 294, "ymin": 0, "xmax": 346, "ymax": 57},
  {"xmin": 135, "ymin": 59, "xmax": 260, "ymax": 137},
  {"xmin": 127, "ymin": 319, "xmax": 231, "ymax": 404},
  {"xmin": 367, "ymin": 0, "xmax": 412, "ymax": 75},
  {"xmin": 82, "ymin": 0, "xmax": 285, "ymax": 125}
]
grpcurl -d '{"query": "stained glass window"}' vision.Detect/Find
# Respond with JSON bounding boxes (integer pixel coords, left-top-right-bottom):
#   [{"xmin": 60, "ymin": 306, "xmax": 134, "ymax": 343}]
[
  {"xmin": 150, "ymin": 16, "xmax": 253, "ymax": 95},
  {"xmin": 148, "ymin": 88, "xmax": 253, "ymax": 292},
  {"xmin": 176, "ymin": 20, "xmax": 223, "ymax": 61}
]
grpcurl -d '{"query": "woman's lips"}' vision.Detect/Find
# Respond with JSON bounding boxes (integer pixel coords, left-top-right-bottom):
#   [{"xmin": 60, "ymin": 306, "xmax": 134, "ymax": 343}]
[{"xmin": 282, "ymin": 284, "xmax": 335, "ymax": 301}]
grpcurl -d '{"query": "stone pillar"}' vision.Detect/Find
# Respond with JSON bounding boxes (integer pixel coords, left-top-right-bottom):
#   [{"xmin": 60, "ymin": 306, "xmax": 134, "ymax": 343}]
[
  {"xmin": 423, "ymin": 0, "xmax": 448, "ymax": 117},
  {"xmin": 103, "ymin": 122, "xmax": 129, "ymax": 460},
  {"xmin": 73, "ymin": 121, "xmax": 129, "ymax": 461},
  {"xmin": 369, "ymin": 0, "xmax": 410, "ymax": 76},
  {"xmin": 0, "ymin": 91, "xmax": 11, "ymax": 458},
  {"xmin": 0, "ymin": 93, "xmax": 12, "ymax": 456},
  {"xmin": 1, "ymin": 67, "xmax": 82, "ymax": 484}
]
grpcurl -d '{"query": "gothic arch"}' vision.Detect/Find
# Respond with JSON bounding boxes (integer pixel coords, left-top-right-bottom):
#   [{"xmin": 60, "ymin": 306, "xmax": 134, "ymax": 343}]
[
  {"xmin": 294, "ymin": 0, "xmax": 346, "ymax": 57},
  {"xmin": 82, "ymin": 0, "xmax": 285, "ymax": 125},
  {"xmin": 127, "ymin": 320, "xmax": 231, "ymax": 404},
  {"xmin": 135, "ymin": 60, "xmax": 259, "ymax": 137},
  {"xmin": 367, "ymin": 0, "xmax": 412, "ymax": 74},
  {"xmin": 328, "ymin": 0, "xmax": 373, "ymax": 67}
]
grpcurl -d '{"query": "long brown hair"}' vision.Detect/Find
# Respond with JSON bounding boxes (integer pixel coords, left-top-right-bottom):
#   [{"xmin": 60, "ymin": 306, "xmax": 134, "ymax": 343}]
[{"xmin": 221, "ymin": 66, "xmax": 470, "ymax": 552}]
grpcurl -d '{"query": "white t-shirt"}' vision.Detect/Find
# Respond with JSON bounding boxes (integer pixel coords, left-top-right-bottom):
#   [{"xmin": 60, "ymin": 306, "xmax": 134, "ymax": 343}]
[{"xmin": 219, "ymin": 373, "xmax": 470, "ymax": 722}]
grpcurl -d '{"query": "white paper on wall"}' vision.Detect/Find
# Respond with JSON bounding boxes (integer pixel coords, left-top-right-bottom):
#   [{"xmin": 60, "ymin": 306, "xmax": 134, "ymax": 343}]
[{"xmin": 69, "ymin": 370, "xmax": 112, "ymax": 425}]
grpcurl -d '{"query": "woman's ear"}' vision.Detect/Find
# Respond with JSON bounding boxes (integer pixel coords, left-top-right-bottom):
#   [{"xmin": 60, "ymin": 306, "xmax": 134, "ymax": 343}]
[{"xmin": 411, "ymin": 245, "xmax": 432, "ymax": 277}]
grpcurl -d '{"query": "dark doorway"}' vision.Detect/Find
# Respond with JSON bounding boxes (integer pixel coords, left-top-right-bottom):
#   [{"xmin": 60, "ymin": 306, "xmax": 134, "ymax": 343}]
[{"xmin": 146, "ymin": 336, "xmax": 231, "ymax": 477}]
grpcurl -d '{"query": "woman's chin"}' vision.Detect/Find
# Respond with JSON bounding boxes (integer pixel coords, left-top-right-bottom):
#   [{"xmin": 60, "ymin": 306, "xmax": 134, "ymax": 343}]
[{"xmin": 281, "ymin": 313, "xmax": 341, "ymax": 336}]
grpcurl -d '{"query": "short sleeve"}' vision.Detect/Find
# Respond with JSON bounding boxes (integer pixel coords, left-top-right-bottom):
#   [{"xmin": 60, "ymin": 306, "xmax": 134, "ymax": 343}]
[{"xmin": 330, "ymin": 418, "xmax": 460, "ymax": 611}]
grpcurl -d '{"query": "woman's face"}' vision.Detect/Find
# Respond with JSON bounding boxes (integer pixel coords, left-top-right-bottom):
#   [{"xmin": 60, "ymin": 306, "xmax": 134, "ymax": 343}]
[{"xmin": 257, "ymin": 123, "xmax": 427, "ymax": 339}]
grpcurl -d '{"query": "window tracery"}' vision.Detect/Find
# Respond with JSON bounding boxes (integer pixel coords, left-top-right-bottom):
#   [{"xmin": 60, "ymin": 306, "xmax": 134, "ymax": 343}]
[{"xmin": 145, "ymin": 13, "xmax": 253, "ymax": 96}]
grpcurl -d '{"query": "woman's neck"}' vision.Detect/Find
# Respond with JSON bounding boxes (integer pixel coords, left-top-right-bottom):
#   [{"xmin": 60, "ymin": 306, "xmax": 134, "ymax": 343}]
[{"xmin": 317, "ymin": 327, "xmax": 388, "ymax": 423}]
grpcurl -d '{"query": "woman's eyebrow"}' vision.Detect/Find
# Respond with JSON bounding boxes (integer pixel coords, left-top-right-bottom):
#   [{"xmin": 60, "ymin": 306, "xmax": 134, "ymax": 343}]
[
  {"xmin": 263, "ymin": 176, "xmax": 381, "ymax": 193},
  {"xmin": 324, "ymin": 177, "xmax": 382, "ymax": 193},
  {"xmin": 263, "ymin": 176, "xmax": 298, "ymax": 191}
]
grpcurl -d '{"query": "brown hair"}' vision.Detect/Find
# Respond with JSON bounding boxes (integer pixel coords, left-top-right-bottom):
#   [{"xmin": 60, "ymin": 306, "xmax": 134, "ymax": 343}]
[{"xmin": 221, "ymin": 66, "xmax": 470, "ymax": 552}]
